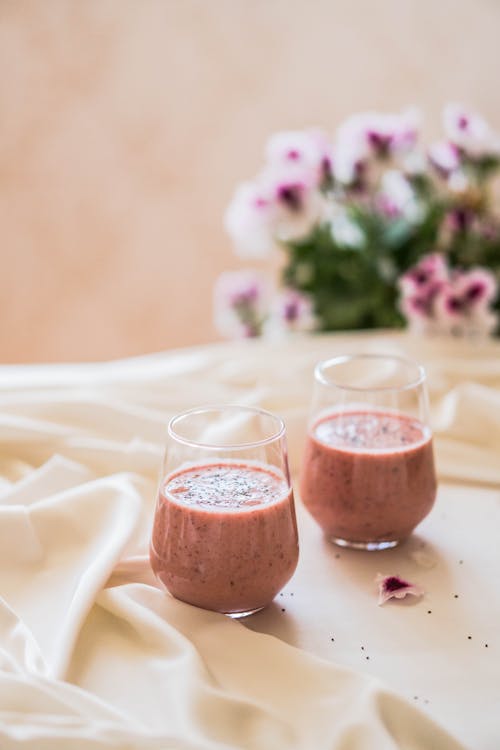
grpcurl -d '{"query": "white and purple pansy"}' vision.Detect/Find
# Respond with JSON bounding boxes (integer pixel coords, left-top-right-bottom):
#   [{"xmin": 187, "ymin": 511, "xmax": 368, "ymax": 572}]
[
  {"xmin": 398, "ymin": 253, "xmax": 448, "ymax": 297},
  {"xmin": 434, "ymin": 267, "xmax": 498, "ymax": 334},
  {"xmin": 213, "ymin": 270, "xmax": 271, "ymax": 339},
  {"xmin": 443, "ymin": 103, "xmax": 500, "ymax": 159},
  {"xmin": 266, "ymin": 129, "xmax": 333, "ymax": 187},
  {"xmin": 333, "ymin": 108, "xmax": 421, "ymax": 186},
  {"xmin": 266, "ymin": 287, "xmax": 317, "ymax": 335},
  {"xmin": 225, "ymin": 166, "xmax": 324, "ymax": 259}
]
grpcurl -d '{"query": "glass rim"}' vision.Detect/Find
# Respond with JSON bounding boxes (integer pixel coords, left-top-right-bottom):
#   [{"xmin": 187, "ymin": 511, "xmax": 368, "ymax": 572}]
[
  {"xmin": 315, "ymin": 353, "xmax": 427, "ymax": 393},
  {"xmin": 167, "ymin": 403, "xmax": 286, "ymax": 450}
]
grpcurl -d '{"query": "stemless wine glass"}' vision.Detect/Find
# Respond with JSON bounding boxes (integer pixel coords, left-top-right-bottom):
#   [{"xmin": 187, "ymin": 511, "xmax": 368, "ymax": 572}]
[
  {"xmin": 299, "ymin": 354, "xmax": 437, "ymax": 550},
  {"xmin": 150, "ymin": 404, "xmax": 299, "ymax": 618}
]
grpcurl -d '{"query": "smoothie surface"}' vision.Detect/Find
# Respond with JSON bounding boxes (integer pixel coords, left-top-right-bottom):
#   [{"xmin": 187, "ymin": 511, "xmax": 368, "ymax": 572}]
[
  {"xmin": 164, "ymin": 463, "xmax": 289, "ymax": 510},
  {"xmin": 314, "ymin": 411, "xmax": 430, "ymax": 452}
]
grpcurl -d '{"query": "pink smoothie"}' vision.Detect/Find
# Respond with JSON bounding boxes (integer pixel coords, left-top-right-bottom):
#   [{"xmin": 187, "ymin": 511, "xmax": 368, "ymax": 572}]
[
  {"xmin": 150, "ymin": 462, "xmax": 299, "ymax": 614},
  {"xmin": 299, "ymin": 410, "xmax": 437, "ymax": 544}
]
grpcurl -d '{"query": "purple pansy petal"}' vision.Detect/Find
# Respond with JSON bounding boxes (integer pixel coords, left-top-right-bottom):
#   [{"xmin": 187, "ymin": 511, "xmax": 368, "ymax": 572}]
[
  {"xmin": 376, "ymin": 573, "xmax": 424, "ymax": 606},
  {"xmin": 276, "ymin": 182, "xmax": 306, "ymax": 213}
]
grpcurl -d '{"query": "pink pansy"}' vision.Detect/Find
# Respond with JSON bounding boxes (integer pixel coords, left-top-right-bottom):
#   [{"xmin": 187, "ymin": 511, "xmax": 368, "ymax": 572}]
[
  {"xmin": 443, "ymin": 103, "xmax": 500, "ymax": 159},
  {"xmin": 376, "ymin": 573, "xmax": 424, "ymax": 606},
  {"xmin": 400, "ymin": 292, "xmax": 436, "ymax": 328},
  {"xmin": 398, "ymin": 253, "xmax": 448, "ymax": 297},
  {"xmin": 428, "ymin": 140, "xmax": 461, "ymax": 176},
  {"xmin": 266, "ymin": 129, "xmax": 333, "ymax": 187},
  {"xmin": 434, "ymin": 267, "xmax": 498, "ymax": 335},
  {"xmin": 400, "ymin": 260, "xmax": 499, "ymax": 336},
  {"xmin": 398, "ymin": 253, "xmax": 450, "ymax": 333},
  {"xmin": 213, "ymin": 270, "xmax": 271, "ymax": 339},
  {"xmin": 224, "ymin": 180, "xmax": 276, "ymax": 260},
  {"xmin": 266, "ymin": 288, "xmax": 317, "ymax": 335},
  {"xmin": 452, "ymin": 267, "xmax": 497, "ymax": 306},
  {"xmin": 434, "ymin": 286, "xmax": 498, "ymax": 336}
]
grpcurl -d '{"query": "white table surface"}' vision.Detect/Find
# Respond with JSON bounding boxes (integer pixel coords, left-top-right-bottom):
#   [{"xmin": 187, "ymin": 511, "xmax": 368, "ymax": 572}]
[{"xmin": 0, "ymin": 330, "xmax": 499, "ymax": 749}]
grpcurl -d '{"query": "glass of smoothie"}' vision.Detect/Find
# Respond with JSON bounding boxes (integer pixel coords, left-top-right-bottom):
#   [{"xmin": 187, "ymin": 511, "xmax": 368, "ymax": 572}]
[
  {"xmin": 299, "ymin": 354, "xmax": 437, "ymax": 550},
  {"xmin": 150, "ymin": 405, "xmax": 299, "ymax": 617}
]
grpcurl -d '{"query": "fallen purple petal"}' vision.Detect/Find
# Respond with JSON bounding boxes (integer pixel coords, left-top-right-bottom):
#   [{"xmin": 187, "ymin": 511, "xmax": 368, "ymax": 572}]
[{"xmin": 376, "ymin": 573, "xmax": 424, "ymax": 606}]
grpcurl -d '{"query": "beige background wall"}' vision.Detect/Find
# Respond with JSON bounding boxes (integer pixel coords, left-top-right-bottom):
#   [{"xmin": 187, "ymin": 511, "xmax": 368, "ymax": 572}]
[{"xmin": 1, "ymin": 0, "xmax": 499, "ymax": 362}]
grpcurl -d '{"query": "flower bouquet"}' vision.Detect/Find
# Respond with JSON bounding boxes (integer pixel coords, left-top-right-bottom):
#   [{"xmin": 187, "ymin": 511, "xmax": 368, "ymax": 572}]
[{"xmin": 215, "ymin": 105, "xmax": 500, "ymax": 339}]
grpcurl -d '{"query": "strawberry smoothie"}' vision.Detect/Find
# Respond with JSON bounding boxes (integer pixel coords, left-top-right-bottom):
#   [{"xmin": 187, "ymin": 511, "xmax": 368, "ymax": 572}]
[
  {"xmin": 150, "ymin": 462, "xmax": 299, "ymax": 614},
  {"xmin": 299, "ymin": 410, "xmax": 437, "ymax": 547}
]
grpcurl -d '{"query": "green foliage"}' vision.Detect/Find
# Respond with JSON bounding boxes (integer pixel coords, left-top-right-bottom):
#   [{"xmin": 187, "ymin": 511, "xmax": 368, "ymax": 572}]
[
  {"xmin": 283, "ymin": 204, "xmax": 443, "ymax": 331},
  {"xmin": 280, "ymin": 170, "xmax": 500, "ymax": 331}
]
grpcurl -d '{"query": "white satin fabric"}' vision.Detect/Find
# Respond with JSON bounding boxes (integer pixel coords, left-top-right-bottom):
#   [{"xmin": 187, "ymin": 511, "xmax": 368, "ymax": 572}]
[{"xmin": 0, "ymin": 331, "xmax": 498, "ymax": 749}]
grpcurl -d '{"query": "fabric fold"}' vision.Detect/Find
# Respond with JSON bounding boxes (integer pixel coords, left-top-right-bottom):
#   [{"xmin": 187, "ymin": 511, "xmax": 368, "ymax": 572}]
[{"xmin": 1, "ymin": 331, "xmax": 497, "ymax": 748}]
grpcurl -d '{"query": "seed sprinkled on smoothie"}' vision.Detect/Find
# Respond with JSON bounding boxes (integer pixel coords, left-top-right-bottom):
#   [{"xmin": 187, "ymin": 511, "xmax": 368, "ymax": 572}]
[
  {"xmin": 165, "ymin": 463, "xmax": 289, "ymax": 510},
  {"xmin": 315, "ymin": 411, "xmax": 428, "ymax": 452}
]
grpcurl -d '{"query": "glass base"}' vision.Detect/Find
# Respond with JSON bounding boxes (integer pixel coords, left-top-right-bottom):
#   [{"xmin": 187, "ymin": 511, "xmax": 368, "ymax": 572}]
[
  {"xmin": 330, "ymin": 536, "xmax": 400, "ymax": 551},
  {"xmin": 225, "ymin": 606, "xmax": 265, "ymax": 619}
]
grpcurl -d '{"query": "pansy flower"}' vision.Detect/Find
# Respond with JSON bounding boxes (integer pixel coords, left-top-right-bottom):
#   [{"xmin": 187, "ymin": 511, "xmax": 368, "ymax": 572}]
[
  {"xmin": 213, "ymin": 270, "xmax": 271, "ymax": 339},
  {"xmin": 398, "ymin": 253, "xmax": 450, "ymax": 332},
  {"xmin": 225, "ymin": 166, "xmax": 324, "ymax": 259},
  {"xmin": 265, "ymin": 288, "xmax": 317, "ymax": 336},
  {"xmin": 398, "ymin": 253, "xmax": 448, "ymax": 297},
  {"xmin": 262, "ymin": 167, "xmax": 324, "ymax": 243},
  {"xmin": 266, "ymin": 129, "xmax": 333, "ymax": 188},
  {"xmin": 443, "ymin": 103, "xmax": 500, "ymax": 159},
  {"xmin": 434, "ymin": 267, "xmax": 498, "ymax": 335}
]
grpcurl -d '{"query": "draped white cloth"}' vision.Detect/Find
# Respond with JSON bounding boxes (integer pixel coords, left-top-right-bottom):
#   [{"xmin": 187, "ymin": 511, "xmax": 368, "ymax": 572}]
[{"xmin": 0, "ymin": 331, "xmax": 499, "ymax": 749}]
